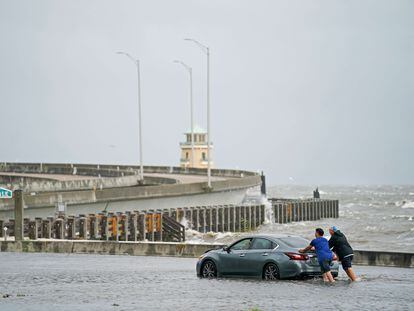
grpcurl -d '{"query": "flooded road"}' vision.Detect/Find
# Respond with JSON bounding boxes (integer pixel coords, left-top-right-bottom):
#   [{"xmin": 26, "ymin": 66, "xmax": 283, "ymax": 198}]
[{"xmin": 0, "ymin": 253, "xmax": 413, "ymax": 311}]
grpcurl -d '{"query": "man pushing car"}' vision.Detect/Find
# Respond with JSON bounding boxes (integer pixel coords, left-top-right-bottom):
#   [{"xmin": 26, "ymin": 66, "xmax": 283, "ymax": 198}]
[
  {"xmin": 299, "ymin": 228, "xmax": 335, "ymax": 283},
  {"xmin": 328, "ymin": 226, "xmax": 357, "ymax": 281}
]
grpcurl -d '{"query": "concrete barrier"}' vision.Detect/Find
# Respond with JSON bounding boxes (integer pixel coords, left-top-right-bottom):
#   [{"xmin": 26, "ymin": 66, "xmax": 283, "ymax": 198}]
[
  {"xmin": 0, "ymin": 241, "xmax": 412, "ymax": 268},
  {"xmin": 352, "ymin": 249, "xmax": 414, "ymax": 268},
  {"xmin": 0, "ymin": 240, "xmax": 221, "ymax": 258}
]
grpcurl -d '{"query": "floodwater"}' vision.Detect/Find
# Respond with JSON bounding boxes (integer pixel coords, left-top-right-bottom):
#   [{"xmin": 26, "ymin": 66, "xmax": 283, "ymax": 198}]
[{"xmin": 0, "ymin": 253, "xmax": 413, "ymax": 311}]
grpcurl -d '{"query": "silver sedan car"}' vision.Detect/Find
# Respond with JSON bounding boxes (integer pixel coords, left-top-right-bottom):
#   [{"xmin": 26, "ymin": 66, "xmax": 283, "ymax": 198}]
[{"xmin": 196, "ymin": 234, "xmax": 339, "ymax": 280}]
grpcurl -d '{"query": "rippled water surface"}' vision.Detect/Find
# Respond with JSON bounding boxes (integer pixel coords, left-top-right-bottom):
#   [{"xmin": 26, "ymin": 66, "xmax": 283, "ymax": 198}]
[
  {"xmin": 265, "ymin": 185, "xmax": 414, "ymax": 252},
  {"xmin": 195, "ymin": 185, "xmax": 414, "ymax": 252},
  {"xmin": 0, "ymin": 253, "xmax": 413, "ymax": 311}
]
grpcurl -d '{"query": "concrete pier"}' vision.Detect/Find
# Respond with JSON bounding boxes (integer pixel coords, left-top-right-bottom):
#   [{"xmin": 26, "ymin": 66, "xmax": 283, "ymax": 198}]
[{"xmin": 270, "ymin": 199, "xmax": 339, "ymax": 224}]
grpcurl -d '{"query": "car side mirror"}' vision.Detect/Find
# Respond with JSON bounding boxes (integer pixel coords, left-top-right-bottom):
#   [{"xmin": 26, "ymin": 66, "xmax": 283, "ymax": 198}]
[{"xmin": 223, "ymin": 246, "xmax": 230, "ymax": 253}]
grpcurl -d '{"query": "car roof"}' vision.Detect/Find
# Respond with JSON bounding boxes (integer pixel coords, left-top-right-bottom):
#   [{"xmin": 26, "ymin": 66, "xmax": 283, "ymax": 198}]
[{"xmin": 241, "ymin": 234, "xmax": 306, "ymax": 240}]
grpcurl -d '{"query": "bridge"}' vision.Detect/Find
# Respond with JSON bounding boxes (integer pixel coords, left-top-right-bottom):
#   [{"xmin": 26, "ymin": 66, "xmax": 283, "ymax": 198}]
[{"xmin": 0, "ymin": 162, "xmax": 262, "ymax": 219}]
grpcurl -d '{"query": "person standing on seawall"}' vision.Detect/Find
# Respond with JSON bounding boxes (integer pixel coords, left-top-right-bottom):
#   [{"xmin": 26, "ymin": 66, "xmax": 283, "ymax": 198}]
[{"xmin": 328, "ymin": 226, "xmax": 357, "ymax": 281}]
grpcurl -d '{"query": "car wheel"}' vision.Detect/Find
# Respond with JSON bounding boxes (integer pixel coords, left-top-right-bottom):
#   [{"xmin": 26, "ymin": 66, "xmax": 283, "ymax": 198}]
[
  {"xmin": 201, "ymin": 260, "xmax": 217, "ymax": 278},
  {"xmin": 263, "ymin": 263, "xmax": 280, "ymax": 280}
]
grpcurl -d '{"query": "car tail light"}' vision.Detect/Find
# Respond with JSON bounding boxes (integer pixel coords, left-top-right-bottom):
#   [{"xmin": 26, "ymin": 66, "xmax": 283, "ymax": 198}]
[
  {"xmin": 285, "ymin": 252, "xmax": 309, "ymax": 261},
  {"xmin": 332, "ymin": 253, "xmax": 338, "ymax": 261}
]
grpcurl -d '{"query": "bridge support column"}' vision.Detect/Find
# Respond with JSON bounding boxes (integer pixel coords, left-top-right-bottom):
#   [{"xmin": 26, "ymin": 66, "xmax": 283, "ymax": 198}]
[
  {"xmin": 190, "ymin": 207, "xmax": 197, "ymax": 231},
  {"xmin": 248, "ymin": 205, "xmax": 252, "ymax": 231},
  {"xmin": 274, "ymin": 203, "xmax": 279, "ymax": 223},
  {"xmin": 211, "ymin": 206, "xmax": 218, "ymax": 232},
  {"xmin": 41, "ymin": 219, "xmax": 51, "ymax": 239},
  {"xmin": 217, "ymin": 206, "xmax": 223, "ymax": 232},
  {"xmin": 79, "ymin": 216, "xmax": 87, "ymax": 239},
  {"xmin": 223, "ymin": 205, "xmax": 229, "ymax": 232},
  {"xmin": 89, "ymin": 214, "xmax": 97, "ymax": 239},
  {"xmin": 205, "ymin": 207, "xmax": 211, "ymax": 232},
  {"xmin": 129, "ymin": 212, "xmax": 138, "ymax": 242},
  {"xmin": 230, "ymin": 205, "xmax": 236, "ymax": 232},
  {"xmin": 194, "ymin": 207, "xmax": 201, "ymax": 232},
  {"xmin": 137, "ymin": 213, "xmax": 146, "ymax": 241},
  {"xmin": 200, "ymin": 207, "xmax": 206, "ymax": 233},
  {"xmin": 251, "ymin": 205, "xmax": 255, "ymax": 230},
  {"xmin": 334, "ymin": 200, "xmax": 339, "ymax": 218},
  {"xmin": 67, "ymin": 216, "xmax": 75, "ymax": 239},
  {"xmin": 237, "ymin": 205, "xmax": 242, "ymax": 232},
  {"xmin": 54, "ymin": 218, "xmax": 64, "ymax": 239},
  {"xmin": 328, "ymin": 200, "xmax": 332, "ymax": 218},
  {"xmin": 256, "ymin": 205, "xmax": 261, "ymax": 228},
  {"xmin": 28, "ymin": 220, "xmax": 38, "ymax": 240}
]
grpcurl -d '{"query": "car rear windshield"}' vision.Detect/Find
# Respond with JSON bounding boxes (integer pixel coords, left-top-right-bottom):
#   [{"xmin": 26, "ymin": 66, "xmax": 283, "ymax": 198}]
[{"xmin": 279, "ymin": 237, "xmax": 309, "ymax": 248}]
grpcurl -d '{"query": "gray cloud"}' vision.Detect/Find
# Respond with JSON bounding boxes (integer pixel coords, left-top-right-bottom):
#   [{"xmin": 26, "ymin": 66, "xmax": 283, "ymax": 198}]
[{"xmin": 0, "ymin": 0, "xmax": 413, "ymax": 184}]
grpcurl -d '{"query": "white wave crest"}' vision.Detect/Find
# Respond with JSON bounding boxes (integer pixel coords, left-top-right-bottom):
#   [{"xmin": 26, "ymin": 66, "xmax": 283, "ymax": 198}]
[{"xmin": 401, "ymin": 201, "xmax": 414, "ymax": 209}]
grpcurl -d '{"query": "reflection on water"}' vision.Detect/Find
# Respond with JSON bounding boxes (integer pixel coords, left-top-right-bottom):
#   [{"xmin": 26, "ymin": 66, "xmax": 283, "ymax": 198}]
[{"xmin": 0, "ymin": 253, "xmax": 413, "ymax": 311}]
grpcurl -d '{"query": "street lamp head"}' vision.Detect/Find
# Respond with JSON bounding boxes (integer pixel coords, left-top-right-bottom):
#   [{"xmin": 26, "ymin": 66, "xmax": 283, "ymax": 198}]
[
  {"xmin": 117, "ymin": 51, "xmax": 139, "ymax": 64},
  {"xmin": 116, "ymin": 51, "xmax": 130, "ymax": 57},
  {"xmin": 184, "ymin": 38, "xmax": 209, "ymax": 53},
  {"xmin": 173, "ymin": 60, "xmax": 191, "ymax": 72}
]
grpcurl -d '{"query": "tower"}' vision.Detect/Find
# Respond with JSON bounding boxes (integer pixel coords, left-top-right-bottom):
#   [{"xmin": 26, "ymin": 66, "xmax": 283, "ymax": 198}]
[{"xmin": 180, "ymin": 125, "xmax": 213, "ymax": 169}]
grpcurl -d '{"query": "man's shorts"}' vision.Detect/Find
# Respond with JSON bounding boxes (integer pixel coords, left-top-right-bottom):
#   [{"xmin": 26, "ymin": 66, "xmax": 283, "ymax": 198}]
[
  {"xmin": 341, "ymin": 255, "xmax": 353, "ymax": 271},
  {"xmin": 319, "ymin": 259, "xmax": 332, "ymax": 273}
]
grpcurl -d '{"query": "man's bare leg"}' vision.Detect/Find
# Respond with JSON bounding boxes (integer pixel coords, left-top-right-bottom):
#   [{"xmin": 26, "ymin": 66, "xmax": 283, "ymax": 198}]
[
  {"xmin": 345, "ymin": 268, "xmax": 357, "ymax": 281},
  {"xmin": 326, "ymin": 271, "xmax": 335, "ymax": 283},
  {"xmin": 322, "ymin": 273, "xmax": 329, "ymax": 282}
]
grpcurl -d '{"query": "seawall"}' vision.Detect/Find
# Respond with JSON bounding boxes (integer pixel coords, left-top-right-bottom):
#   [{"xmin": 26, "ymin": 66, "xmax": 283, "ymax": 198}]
[
  {"xmin": 0, "ymin": 240, "xmax": 412, "ymax": 268},
  {"xmin": 352, "ymin": 249, "xmax": 414, "ymax": 268}
]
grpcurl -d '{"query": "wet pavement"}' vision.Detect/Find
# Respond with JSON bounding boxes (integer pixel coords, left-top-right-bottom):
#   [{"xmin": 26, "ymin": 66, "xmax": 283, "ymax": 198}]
[{"xmin": 0, "ymin": 253, "xmax": 413, "ymax": 311}]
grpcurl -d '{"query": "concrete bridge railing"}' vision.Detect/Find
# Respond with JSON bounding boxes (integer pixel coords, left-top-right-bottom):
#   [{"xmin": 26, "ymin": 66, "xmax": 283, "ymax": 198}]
[
  {"xmin": 0, "ymin": 162, "xmax": 257, "ymax": 179},
  {"xmin": 0, "ymin": 163, "xmax": 262, "ymax": 210}
]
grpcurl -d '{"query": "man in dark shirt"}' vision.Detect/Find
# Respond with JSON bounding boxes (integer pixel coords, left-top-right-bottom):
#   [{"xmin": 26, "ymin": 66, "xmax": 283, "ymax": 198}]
[{"xmin": 328, "ymin": 226, "xmax": 357, "ymax": 281}]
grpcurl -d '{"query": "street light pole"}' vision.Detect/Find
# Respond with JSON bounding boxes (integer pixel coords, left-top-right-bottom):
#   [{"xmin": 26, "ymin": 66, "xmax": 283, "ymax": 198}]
[
  {"xmin": 117, "ymin": 51, "xmax": 144, "ymax": 181},
  {"xmin": 174, "ymin": 60, "xmax": 195, "ymax": 168},
  {"xmin": 184, "ymin": 38, "xmax": 211, "ymax": 188}
]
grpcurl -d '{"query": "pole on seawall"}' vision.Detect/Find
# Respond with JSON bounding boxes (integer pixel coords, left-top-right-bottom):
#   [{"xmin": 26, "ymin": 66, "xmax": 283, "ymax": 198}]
[
  {"xmin": 260, "ymin": 172, "xmax": 266, "ymax": 196},
  {"xmin": 14, "ymin": 190, "xmax": 24, "ymax": 241}
]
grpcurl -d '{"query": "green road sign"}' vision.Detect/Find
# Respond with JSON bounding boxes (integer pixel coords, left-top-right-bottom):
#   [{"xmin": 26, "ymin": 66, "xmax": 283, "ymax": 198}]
[{"xmin": 0, "ymin": 187, "xmax": 13, "ymax": 199}]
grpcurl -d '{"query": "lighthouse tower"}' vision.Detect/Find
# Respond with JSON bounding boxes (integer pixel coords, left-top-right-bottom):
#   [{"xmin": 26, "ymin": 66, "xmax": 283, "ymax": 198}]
[{"xmin": 179, "ymin": 125, "xmax": 213, "ymax": 169}]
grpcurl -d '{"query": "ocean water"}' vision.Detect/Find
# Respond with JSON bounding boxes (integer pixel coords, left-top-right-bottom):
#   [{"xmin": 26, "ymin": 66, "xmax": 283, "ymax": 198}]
[{"xmin": 192, "ymin": 185, "xmax": 414, "ymax": 252}]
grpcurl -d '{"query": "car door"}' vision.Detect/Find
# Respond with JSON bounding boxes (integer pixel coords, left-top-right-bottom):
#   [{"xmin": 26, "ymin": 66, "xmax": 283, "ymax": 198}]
[
  {"xmin": 218, "ymin": 238, "xmax": 252, "ymax": 276},
  {"xmin": 243, "ymin": 238, "xmax": 277, "ymax": 276}
]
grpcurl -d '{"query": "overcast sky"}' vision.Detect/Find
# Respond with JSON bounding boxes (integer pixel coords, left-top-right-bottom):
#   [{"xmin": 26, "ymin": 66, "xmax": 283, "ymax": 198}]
[{"xmin": 0, "ymin": 0, "xmax": 413, "ymax": 185}]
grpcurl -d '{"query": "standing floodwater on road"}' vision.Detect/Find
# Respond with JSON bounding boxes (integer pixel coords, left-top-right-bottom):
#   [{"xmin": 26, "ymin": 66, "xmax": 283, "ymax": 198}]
[{"xmin": 0, "ymin": 253, "xmax": 413, "ymax": 311}]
